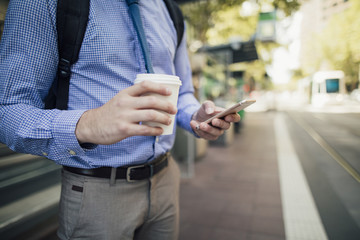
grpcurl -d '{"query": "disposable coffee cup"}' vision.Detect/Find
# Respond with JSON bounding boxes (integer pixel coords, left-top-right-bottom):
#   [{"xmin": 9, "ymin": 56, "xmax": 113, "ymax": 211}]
[{"xmin": 134, "ymin": 74, "xmax": 182, "ymax": 135}]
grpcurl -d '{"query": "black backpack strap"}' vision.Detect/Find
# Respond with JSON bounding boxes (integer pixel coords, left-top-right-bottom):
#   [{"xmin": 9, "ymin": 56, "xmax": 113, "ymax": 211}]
[
  {"xmin": 163, "ymin": 0, "xmax": 184, "ymax": 49},
  {"xmin": 45, "ymin": 0, "xmax": 90, "ymax": 110}
]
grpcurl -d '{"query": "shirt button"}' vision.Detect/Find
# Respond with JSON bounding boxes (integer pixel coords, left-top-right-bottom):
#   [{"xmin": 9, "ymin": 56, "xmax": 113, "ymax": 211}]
[
  {"xmin": 69, "ymin": 150, "xmax": 76, "ymax": 156},
  {"xmin": 42, "ymin": 152, "xmax": 48, "ymax": 156}
]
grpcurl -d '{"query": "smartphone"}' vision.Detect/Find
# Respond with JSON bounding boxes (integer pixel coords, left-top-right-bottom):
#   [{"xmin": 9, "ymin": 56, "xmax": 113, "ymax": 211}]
[{"xmin": 203, "ymin": 99, "xmax": 256, "ymax": 124}]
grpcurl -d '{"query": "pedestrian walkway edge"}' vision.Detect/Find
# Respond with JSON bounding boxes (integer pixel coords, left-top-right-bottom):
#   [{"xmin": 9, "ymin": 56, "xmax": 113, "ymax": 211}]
[{"xmin": 274, "ymin": 113, "xmax": 328, "ymax": 240}]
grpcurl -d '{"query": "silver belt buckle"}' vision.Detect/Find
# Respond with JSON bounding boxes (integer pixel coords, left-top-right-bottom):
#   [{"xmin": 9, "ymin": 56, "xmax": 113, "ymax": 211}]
[{"xmin": 126, "ymin": 165, "xmax": 144, "ymax": 182}]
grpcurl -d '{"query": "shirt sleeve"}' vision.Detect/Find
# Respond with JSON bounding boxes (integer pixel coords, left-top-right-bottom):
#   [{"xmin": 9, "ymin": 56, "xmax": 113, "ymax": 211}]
[
  {"xmin": 0, "ymin": 0, "xmax": 89, "ymax": 163},
  {"xmin": 174, "ymin": 25, "xmax": 201, "ymax": 134}
]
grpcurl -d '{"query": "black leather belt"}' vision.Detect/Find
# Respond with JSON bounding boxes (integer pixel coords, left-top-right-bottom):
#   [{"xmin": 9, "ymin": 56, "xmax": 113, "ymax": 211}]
[{"xmin": 63, "ymin": 152, "xmax": 169, "ymax": 182}]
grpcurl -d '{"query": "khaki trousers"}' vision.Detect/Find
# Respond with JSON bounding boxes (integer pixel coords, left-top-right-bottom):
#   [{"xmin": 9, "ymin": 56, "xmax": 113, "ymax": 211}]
[{"xmin": 57, "ymin": 157, "xmax": 181, "ymax": 240}]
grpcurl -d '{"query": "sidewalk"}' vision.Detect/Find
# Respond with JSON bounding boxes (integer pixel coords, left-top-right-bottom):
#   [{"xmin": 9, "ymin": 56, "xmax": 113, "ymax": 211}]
[{"xmin": 179, "ymin": 112, "xmax": 285, "ymax": 240}]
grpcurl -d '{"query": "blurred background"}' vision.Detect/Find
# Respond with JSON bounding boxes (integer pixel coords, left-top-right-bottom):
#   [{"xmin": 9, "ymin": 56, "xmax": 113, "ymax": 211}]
[{"xmin": 0, "ymin": 0, "xmax": 359, "ymax": 239}]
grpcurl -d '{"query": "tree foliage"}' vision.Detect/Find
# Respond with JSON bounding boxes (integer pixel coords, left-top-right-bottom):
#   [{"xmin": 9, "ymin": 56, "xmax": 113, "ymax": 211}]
[
  {"xmin": 206, "ymin": 5, "xmax": 258, "ymax": 45},
  {"xmin": 180, "ymin": 0, "xmax": 300, "ymax": 43},
  {"xmin": 180, "ymin": 0, "xmax": 300, "ymax": 92},
  {"xmin": 301, "ymin": 0, "xmax": 360, "ymax": 90}
]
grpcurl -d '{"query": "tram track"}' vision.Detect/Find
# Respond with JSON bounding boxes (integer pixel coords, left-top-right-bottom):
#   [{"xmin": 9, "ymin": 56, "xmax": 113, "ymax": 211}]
[{"xmin": 288, "ymin": 111, "xmax": 360, "ymax": 183}]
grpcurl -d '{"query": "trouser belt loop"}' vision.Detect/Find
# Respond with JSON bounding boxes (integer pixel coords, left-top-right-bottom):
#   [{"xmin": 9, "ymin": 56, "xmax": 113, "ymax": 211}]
[{"xmin": 110, "ymin": 167, "xmax": 117, "ymax": 185}]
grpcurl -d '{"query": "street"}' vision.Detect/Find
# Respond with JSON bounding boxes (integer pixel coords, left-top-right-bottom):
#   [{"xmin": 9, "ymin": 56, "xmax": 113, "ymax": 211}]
[
  {"xmin": 179, "ymin": 109, "xmax": 360, "ymax": 240},
  {"xmin": 284, "ymin": 111, "xmax": 360, "ymax": 239}
]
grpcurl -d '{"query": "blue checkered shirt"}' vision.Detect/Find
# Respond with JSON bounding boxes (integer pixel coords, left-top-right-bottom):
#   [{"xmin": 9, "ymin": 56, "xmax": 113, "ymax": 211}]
[{"xmin": 0, "ymin": 0, "xmax": 200, "ymax": 168}]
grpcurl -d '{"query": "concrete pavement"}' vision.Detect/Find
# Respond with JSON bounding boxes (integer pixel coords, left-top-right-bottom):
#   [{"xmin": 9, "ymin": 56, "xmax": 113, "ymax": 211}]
[{"xmin": 179, "ymin": 111, "xmax": 286, "ymax": 240}]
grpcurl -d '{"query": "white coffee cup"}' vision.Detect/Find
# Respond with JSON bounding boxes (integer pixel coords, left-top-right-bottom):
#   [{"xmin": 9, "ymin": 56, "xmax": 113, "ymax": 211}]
[{"xmin": 134, "ymin": 73, "xmax": 182, "ymax": 135}]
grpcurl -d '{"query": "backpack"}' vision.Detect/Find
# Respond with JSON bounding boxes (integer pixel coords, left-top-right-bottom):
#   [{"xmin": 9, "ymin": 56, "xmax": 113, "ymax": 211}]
[{"xmin": 45, "ymin": 0, "xmax": 184, "ymax": 110}]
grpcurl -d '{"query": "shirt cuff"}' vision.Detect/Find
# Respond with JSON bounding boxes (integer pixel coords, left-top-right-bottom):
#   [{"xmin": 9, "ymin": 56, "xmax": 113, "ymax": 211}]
[
  {"xmin": 51, "ymin": 109, "xmax": 91, "ymax": 159},
  {"xmin": 176, "ymin": 93, "xmax": 201, "ymax": 135}
]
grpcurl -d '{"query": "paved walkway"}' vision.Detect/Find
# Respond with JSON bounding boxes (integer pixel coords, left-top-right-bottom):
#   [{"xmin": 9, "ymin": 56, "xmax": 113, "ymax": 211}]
[{"xmin": 179, "ymin": 112, "xmax": 286, "ymax": 240}]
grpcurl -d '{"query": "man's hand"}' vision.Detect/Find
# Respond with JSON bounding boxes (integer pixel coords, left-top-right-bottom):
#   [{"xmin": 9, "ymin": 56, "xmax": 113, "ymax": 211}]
[
  {"xmin": 75, "ymin": 81, "xmax": 177, "ymax": 145},
  {"xmin": 190, "ymin": 101, "xmax": 241, "ymax": 140}
]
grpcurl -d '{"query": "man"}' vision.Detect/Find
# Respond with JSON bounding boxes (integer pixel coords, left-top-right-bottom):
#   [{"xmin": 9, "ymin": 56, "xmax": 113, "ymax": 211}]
[{"xmin": 0, "ymin": 0, "xmax": 240, "ymax": 239}]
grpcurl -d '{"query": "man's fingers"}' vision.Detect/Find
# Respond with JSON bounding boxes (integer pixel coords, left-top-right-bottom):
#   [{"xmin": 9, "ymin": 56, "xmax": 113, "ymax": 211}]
[
  {"xmin": 132, "ymin": 109, "xmax": 173, "ymax": 126},
  {"xmin": 202, "ymin": 100, "xmax": 216, "ymax": 115},
  {"xmin": 134, "ymin": 95, "xmax": 177, "ymax": 114},
  {"xmin": 199, "ymin": 122, "xmax": 224, "ymax": 135},
  {"xmin": 224, "ymin": 113, "xmax": 241, "ymax": 123},
  {"xmin": 128, "ymin": 80, "xmax": 171, "ymax": 97},
  {"xmin": 211, "ymin": 118, "xmax": 231, "ymax": 130},
  {"xmin": 191, "ymin": 120, "xmax": 224, "ymax": 140},
  {"xmin": 125, "ymin": 124, "xmax": 164, "ymax": 137}
]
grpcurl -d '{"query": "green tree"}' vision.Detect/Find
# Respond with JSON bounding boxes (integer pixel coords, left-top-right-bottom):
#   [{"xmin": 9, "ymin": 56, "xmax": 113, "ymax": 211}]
[
  {"xmin": 206, "ymin": 4, "xmax": 257, "ymax": 45},
  {"xmin": 180, "ymin": 0, "xmax": 300, "ymax": 91},
  {"xmin": 320, "ymin": 0, "xmax": 360, "ymax": 90},
  {"xmin": 180, "ymin": 0, "xmax": 300, "ymax": 44},
  {"xmin": 301, "ymin": 0, "xmax": 360, "ymax": 91}
]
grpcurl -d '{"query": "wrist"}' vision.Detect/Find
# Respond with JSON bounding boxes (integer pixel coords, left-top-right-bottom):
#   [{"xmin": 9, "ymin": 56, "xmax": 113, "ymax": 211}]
[
  {"xmin": 75, "ymin": 110, "xmax": 93, "ymax": 144},
  {"xmin": 191, "ymin": 111, "xmax": 198, "ymax": 121}
]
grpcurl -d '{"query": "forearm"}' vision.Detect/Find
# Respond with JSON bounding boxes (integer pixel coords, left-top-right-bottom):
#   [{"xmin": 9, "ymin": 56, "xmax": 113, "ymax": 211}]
[{"xmin": 0, "ymin": 104, "xmax": 88, "ymax": 162}]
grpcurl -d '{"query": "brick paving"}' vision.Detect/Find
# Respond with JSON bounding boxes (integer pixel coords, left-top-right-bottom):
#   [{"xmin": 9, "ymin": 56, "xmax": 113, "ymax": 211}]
[{"xmin": 179, "ymin": 112, "xmax": 285, "ymax": 240}]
